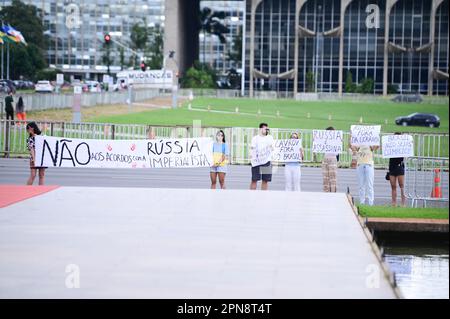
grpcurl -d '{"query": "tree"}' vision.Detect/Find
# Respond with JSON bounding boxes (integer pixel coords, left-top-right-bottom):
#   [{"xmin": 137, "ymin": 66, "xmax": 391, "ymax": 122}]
[
  {"xmin": 119, "ymin": 47, "xmax": 125, "ymax": 70},
  {"xmin": 356, "ymin": 78, "xmax": 374, "ymax": 94},
  {"xmin": 145, "ymin": 26, "xmax": 164, "ymax": 70},
  {"xmin": 0, "ymin": 0, "xmax": 48, "ymax": 80},
  {"xmin": 130, "ymin": 20, "xmax": 163, "ymax": 70},
  {"xmin": 387, "ymin": 84, "xmax": 399, "ymax": 94},
  {"xmin": 227, "ymin": 26, "xmax": 242, "ymax": 66},
  {"xmin": 306, "ymin": 70, "xmax": 315, "ymax": 92},
  {"xmin": 345, "ymin": 71, "xmax": 357, "ymax": 93},
  {"xmin": 199, "ymin": 7, "xmax": 230, "ymax": 65},
  {"xmin": 101, "ymin": 41, "xmax": 114, "ymax": 75},
  {"xmin": 35, "ymin": 67, "xmax": 62, "ymax": 81},
  {"xmin": 0, "ymin": 0, "xmax": 48, "ymax": 50},
  {"xmin": 130, "ymin": 19, "xmax": 149, "ymax": 67},
  {"xmin": 181, "ymin": 61, "xmax": 216, "ymax": 89}
]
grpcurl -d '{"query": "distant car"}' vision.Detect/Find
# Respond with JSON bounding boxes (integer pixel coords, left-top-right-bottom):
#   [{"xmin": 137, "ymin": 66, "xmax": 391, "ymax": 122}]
[
  {"xmin": 85, "ymin": 81, "xmax": 101, "ymax": 93},
  {"xmin": 35, "ymin": 80, "xmax": 54, "ymax": 93},
  {"xmin": 113, "ymin": 79, "xmax": 127, "ymax": 91},
  {"xmin": 391, "ymin": 93, "xmax": 423, "ymax": 103},
  {"xmin": 0, "ymin": 82, "xmax": 8, "ymax": 93},
  {"xmin": 395, "ymin": 113, "xmax": 440, "ymax": 128},
  {"xmin": 13, "ymin": 80, "xmax": 34, "ymax": 90},
  {"xmin": 0, "ymin": 79, "xmax": 16, "ymax": 93},
  {"xmin": 25, "ymin": 81, "xmax": 35, "ymax": 90}
]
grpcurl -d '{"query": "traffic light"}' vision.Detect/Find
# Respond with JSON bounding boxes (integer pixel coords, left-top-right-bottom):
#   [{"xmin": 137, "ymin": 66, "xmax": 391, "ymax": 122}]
[
  {"xmin": 104, "ymin": 34, "xmax": 111, "ymax": 45},
  {"xmin": 140, "ymin": 61, "xmax": 146, "ymax": 71}
]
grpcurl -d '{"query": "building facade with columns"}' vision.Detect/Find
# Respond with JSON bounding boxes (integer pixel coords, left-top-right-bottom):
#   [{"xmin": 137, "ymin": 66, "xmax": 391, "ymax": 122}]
[{"xmin": 244, "ymin": 0, "xmax": 449, "ymax": 96}]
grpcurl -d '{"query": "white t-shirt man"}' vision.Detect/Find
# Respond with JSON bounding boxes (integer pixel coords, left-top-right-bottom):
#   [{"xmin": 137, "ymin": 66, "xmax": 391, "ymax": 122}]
[{"xmin": 251, "ymin": 134, "xmax": 275, "ymax": 167}]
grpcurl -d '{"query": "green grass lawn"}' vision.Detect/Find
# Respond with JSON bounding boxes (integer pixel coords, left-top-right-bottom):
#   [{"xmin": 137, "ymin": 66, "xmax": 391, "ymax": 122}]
[
  {"xmin": 90, "ymin": 97, "xmax": 449, "ymax": 134},
  {"xmin": 358, "ymin": 205, "xmax": 449, "ymax": 219}
]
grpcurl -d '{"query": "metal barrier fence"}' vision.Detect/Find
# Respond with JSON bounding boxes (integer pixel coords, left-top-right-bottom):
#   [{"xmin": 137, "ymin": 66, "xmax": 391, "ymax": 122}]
[
  {"xmin": 405, "ymin": 157, "xmax": 449, "ymax": 207},
  {"xmin": 179, "ymin": 89, "xmax": 449, "ymax": 103},
  {"xmin": 1, "ymin": 119, "xmax": 448, "ymax": 169},
  {"xmin": 0, "ymin": 89, "xmax": 162, "ymax": 113}
]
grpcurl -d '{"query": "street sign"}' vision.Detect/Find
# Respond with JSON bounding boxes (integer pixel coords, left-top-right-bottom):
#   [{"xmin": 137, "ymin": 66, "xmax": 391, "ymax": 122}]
[
  {"xmin": 116, "ymin": 70, "xmax": 173, "ymax": 88},
  {"xmin": 56, "ymin": 74, "xmax": 64, "ymax": 85}
]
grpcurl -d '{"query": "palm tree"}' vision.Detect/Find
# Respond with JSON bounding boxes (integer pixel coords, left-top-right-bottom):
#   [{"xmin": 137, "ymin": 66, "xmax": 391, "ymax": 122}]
[{"xmin": 199, "ymin": 7, "xmax": 230, "ymax": 66}]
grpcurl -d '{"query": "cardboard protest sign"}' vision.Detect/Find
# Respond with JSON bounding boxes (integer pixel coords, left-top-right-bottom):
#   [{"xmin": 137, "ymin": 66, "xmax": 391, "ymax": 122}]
[
  {"xmin": 34, "ymin": 135, "xmax": 213, "ymax": 169},
  {"xmin": 350, "ymin": 125, "xmax": 381, "ymax": 146},
  {"xmin": 272, "ymin": 139, "xmax": 303, "ymax": 162},
  {"xmin": 312, "ymin": 130, "xmax": 343, "ymax": 154},
  {"xmin": 251, "ymin": 144, "xmax": 273, "ymax": 167},
  {"xmin": 382, "ymin": 134, "xmax": 414, "ymax": 158}
]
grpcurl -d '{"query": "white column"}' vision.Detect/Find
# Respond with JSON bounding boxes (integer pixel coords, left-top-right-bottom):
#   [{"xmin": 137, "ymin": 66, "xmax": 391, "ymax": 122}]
[
  {"xmin": 383, "ymin": 0, "xmax": 400, "ymax": 96},
  {"xmin": 249, "ymin": 0, "xmax": 263, "ymax": 97},
  {"xmin": 428, "ymin": 0, "xmax": 445, "ymax": 96},
  {"xmin": 338, "ymin": 0, "xmax": 353, "ymax": 97}
]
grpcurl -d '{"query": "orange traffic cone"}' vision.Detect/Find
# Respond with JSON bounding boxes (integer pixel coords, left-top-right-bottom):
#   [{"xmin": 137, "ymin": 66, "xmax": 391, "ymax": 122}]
[{"xmin": 431, "ymin": 168, "xmax": 442, "ymax": 198}]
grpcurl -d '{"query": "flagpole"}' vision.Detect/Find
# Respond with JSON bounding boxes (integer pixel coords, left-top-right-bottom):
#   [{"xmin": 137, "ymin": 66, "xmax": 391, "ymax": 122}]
[
  {"xmin": 1, "ymin": 44, "xmax": 3, "ymax": 79},
  {"xmin": 6, "ymin": 41, "xmax": 9, "ymax": 80}
]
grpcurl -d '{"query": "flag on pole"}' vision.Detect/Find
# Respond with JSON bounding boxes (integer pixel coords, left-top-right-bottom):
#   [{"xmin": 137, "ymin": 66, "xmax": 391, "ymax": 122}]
[
  {"xmin": 0, "ymin": 30, "xmax": 6, "ymax": 44},
  {"xmin": 0, "ymin": 25, "xmax": 27, "ymax": 45}
]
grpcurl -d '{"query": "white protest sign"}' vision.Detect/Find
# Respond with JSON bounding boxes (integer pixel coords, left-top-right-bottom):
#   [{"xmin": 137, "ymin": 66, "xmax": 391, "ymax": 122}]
[
  {"xmin": 34, "ymin": 136, "xmax": 213, "ymax": 169},
  {"xmin": 251, "ymin": 145, "xmax": 272, "ymax": 167},
  {"xmin": 382, "ymin": 134, "xmax": 414, "ymax": 158},
  {"xmin": 350, "ymin": 125, "xmax": 381, "ymax": 146},
  {"xmin": 272, "ymin": 139, "xmax": 302, "ymax": 162},
  {"xmin": 250, "ymin": 135, "xmax": 274, "ymax": 167},
  {"xmin": 312, "ymin": 130, "xmax": 343, "ymax": 154}
]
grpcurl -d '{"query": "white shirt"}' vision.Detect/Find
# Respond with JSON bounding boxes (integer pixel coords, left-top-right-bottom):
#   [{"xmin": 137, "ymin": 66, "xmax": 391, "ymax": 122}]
[{"xmin": 251, "ymin": 134, "xmax": 274, "ymax": 166}]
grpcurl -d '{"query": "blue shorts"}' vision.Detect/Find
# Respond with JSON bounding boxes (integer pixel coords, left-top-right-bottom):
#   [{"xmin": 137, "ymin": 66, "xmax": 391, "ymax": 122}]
[{"xmin": 210, "ymin": 166, "xmax": 228, "ymax": 173}]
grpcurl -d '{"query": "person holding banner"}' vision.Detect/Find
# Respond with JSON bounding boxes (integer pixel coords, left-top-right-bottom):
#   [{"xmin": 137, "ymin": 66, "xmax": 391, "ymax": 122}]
[
  {"xmin": 387, "ymin": 133, "xmax": 406, "ymax": 207},
  {"xmin": 210, "ymin": 130, "xmax": 229, "ymax": 189},
  {"xmin": 322, "ymin": 127, "xmax": 339, "ymax": 193},
  {"xmin": 250, "ymin": 123, "xmax": 274, "ymax": 191},
  {"xmin": 350, "ymin": 139, "xmax": 379, "ymax": 206},
  {"xmin": 26, "ymin": 122, "xmax": 47, "ymax": 185},
  {"xmin": 284, "ymin": 132, "xmax": 304, "ymax": 191}
]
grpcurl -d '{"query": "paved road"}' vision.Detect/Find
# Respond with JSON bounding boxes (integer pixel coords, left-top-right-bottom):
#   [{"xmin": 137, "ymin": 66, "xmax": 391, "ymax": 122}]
[
  {"xmin": 0, "ymin": 158, "xmax": 427, "ymax": 206},
  {"xmin": 0, "ymin": 187, "xmax": 398, "ymax": 298}
]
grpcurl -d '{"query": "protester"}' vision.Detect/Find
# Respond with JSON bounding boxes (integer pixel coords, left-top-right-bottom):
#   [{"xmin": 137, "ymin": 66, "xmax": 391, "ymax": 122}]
[
  {"xmin": 147, "ymin": 127, "xmax": 156, "ymax": 139},
  {"xmin": 250, "ymin": 123, "xmax": 274, "ymax": 191},
  {"xmin": 322, "ymin": 127, "xmax": 338, "ymax": 192},
  {"xmin": 26, "ymin": 122, "xmax": 47, "ymax": 185},
  {"xmin": 388, "ymin": 132, "xmax": 406, "ymax": 207},
  {"xmin": 210, "ymin": 130, "xmax": 229, "ymax": 189},
  {"xmin": 4, "ymin": 91, "xmax": 14, "ymax": 121},
  {"xmin": 350, "ymin": 139, "xmax": 379, "ymax": 206},
  {"xmin": 16, "ymin": 96, "xmax": 26, "ymax": 124},
  {"xmin": 284, "ymin": 132, "xmax": 304, "ymax": 191}
]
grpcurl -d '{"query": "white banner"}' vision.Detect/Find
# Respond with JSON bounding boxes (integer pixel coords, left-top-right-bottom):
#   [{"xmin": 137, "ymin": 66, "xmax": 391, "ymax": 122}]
[
  {"xmin": 272, "ymin": 139, "xmax": 302, "ymax": 162},
  {"xmin": 116, "ymin": 70, "xmax": 173, "ymax": 88},
  {"xmin": 350, "ymin": 125, "xmax": 381, "ymax": 146},
  {"xmin": 251, "ymin": 145, "xmax": 273, "ymax": 167},
  {"xmin": 382, "ymin": 135, "xmax": 414, "ymax": 158},
  {"xmin": 34, "ymin": 136, "xmax": 214, "ymax": 169},
  {"xmin": 312, "ymin": 130, "xmax": 343, "ymax": 154}
]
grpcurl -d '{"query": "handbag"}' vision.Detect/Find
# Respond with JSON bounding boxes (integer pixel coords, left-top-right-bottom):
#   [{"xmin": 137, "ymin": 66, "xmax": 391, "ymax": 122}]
[{"xmin": 385, "ymin": 171, "xmax": 390, "ymax": 181}]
